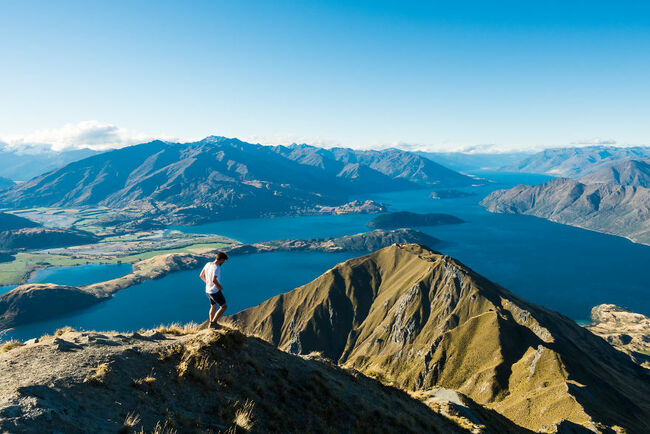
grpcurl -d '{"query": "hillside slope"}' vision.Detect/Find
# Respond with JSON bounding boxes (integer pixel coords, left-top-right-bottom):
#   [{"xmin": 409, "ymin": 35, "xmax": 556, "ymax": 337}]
[
  {"xmin": 580, "ymin": 159, "xmax": 650, "ymax": 187},
  {"xmin": 503, "ymin": 146, "xmax": 650, "ymax": 178},
  {"xmin": 480, "ymin": 178, "xmax": 650, "ymax": 245},
  {"xmin": 0, "ymin": 326, "xmax": 492, "ymax": 433},
  {"xmin": 233, "ymin": 244, "xmax": 650, "ymax": 432}
]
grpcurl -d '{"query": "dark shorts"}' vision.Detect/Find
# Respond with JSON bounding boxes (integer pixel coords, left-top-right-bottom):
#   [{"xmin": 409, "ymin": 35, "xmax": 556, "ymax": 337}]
[{"xmin": 207, "ymin": 291, "xmax": 226, "ymax": 307}]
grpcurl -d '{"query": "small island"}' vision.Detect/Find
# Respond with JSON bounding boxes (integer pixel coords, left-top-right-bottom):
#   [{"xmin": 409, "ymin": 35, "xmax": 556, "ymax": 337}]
[
  {"xmin": 430, "ymin": 189, "xmax": 476, "ymax": 200},
  {"xmin": 367, "ymin": 211, "xmax": 464, "ymax": 229}
]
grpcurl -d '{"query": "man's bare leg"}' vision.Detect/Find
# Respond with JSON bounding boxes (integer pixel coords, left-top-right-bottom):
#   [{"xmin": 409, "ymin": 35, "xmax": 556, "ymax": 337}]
[
  {"xmin": 209, "ymin": 304, "xmax": 217, "ymax": 323},
  {"xmin": 212, "ymin": 304, "xmax": 227, "ymax": 323}
]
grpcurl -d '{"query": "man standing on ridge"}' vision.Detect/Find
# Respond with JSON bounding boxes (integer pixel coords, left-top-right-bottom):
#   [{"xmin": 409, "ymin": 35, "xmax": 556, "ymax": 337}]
[{"xmin": 200, "ymin": 251, "xmax": 228, "ymax": 328}]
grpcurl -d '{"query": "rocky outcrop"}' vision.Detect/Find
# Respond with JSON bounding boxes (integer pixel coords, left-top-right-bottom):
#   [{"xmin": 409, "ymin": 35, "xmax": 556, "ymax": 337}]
[
  {"xmin": 233, "ymin": 244, "xmax": 650, "ymax": 432},
  {"xmin": 480, "ymin": 178, "xmax": 650, "ymax": 245},
  {"xmin": 0, "ymin": 327, "xmax": 475, "ymax": 433},
  {"xmin": 587, "ymin": 304, "xmax": 650, "ymax": 368}
]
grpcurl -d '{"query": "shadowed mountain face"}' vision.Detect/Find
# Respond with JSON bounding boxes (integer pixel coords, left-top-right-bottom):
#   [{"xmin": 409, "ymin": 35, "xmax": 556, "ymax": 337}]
[
  {"xmin": 0, "ymin": 212, "xmax": 40, "ymax": 232},
  {"xmin": 0, "ymin": 138, "xmax": 475, "ymax": 224},
  {"xmin": 232, "ymin": 244, "xmax": 650, "ymax": 432},
  {"xmin": 581, "ymin": 159, "xmax": 650, "ymax": 187},
  {"xmin": 503, "ymin": 146, "xmax": 650, "ymax": 178},
  {"xmin": 480, "ymin": 178, "xmax": 650, "ymax": 245}
]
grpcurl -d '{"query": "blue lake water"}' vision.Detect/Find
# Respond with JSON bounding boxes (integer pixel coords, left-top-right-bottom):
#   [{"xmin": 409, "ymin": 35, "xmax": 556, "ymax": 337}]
[
  {"xmin": 3, "ymin": 171, "xmax": 650, "ymax": 341},
  {"xmin": 27, "ymin": 263, "xmax": 133, "ymax": 286},
  {"xmin": 3, "ymin": 252, "xmax": 355, "ymax": 341},
  {"xmin": 0, "ymin": 285, "xmax": 17, "ymax": 295}
]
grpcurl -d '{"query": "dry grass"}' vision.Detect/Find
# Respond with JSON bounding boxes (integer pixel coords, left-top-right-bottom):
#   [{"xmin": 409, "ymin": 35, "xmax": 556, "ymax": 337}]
[
  {"xmin": 55, "ymin": 326, "xmax": 76, "ymax": 336},
  {"xmin": 156, "ymin": 322, "xmax": 199, "ymax": 336},
  {"xmin": 119, "ymin": 411, "xmax": 141, "ymax": 433},
  {"xmin": 233, "ymin": 399, "xmax": 255, "ymax": 431},
  {"xmin": 132, "ymin": 376, "xmax": 156, "ymax": 388},
  {"xmin": 84, "ymin": 363, "xmax": 110, "ymax": 385},
  {"xmin": 0, "ymin": 340, "xmax": 23, "ymax": 353}
]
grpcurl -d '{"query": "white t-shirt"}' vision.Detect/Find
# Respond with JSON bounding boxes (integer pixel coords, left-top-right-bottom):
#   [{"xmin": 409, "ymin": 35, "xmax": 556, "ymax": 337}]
[{"xmin": 202, "ymin": 262, "xmax": 221, "ymax": 294}]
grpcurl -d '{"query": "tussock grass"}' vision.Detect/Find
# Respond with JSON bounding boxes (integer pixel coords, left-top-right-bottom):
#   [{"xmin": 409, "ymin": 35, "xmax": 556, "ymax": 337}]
[
  {"xmin": 119, "ymin": 411, "xmax": 141, "ymax": 433},
  {"xmin": 234, "ymin": 399, "xmax": 255, "ymax": 431},
  {"xmin": 156, "ymin": 322, "xmax": 199, "ymax": 336},
  {"xmin": 0, "ymin": 340, "xmax": 23, "ymax": 353},
  {"xmin": 84, "ymin": 363, "xmax": 110, "ymax": 385},
  {"xmin": 131, "ymin": 376, "xmax": 156, "ymax": 388},
  {"xmin": 55, "ymin": 326, "xmax": 76, "ymax": 336}
]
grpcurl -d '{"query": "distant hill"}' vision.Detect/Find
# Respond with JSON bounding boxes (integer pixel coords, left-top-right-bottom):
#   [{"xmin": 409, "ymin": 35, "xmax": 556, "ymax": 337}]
[
  {"xmin": 502, "ymin": 145, "xmax": 650, "ymax": 178},
  {"xmin": 233, "ymin": 244, "xmax": 650, "ymax": 432},
  {"xmin": 274, "ymin": 144, "xmax": 477, "ymax": 188},
  {"xmin": 0, "ymin": 212, "xmax": 40, "ymax": 232},
  {"xmin": 480, "ymin": 178, "xmax": 650, "ymax": 245},
  {"xmin": 0, "ymin": 227, "xmax": 99, "ymax": 251},
  {"xmin": 0, "ymin": 177, "xmax": 14, "ymax": 190},
  {"xmin": 419, "ymin": 151, "xmax": 533, "ymax": 173},
  {"xmin": 580, "ymin": 159, "xmax": 650, "ymax": 187},
  {"xmin": 0, "ymin": 137, "xmax": 476, "ymax": 225},
  {"xmin": 367, "ymin": 211, "xmax": 464, "ymax": 229},
  {"xmin": 0, "ymin": 147, "xmax": 100, "ymax": 181}
]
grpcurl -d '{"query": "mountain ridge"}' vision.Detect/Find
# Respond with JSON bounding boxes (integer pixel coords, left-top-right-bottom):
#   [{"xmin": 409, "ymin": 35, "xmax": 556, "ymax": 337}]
[
  {"xmin": 0, "ymin": 137, "xmax": 476, "ymax": 225},
  {"xmin": 232, "ymin": 243, "xmax": 650, "ymax": 432}
]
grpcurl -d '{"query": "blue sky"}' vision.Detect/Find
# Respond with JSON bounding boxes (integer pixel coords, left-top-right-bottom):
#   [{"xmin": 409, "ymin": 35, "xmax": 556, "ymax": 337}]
[{"xmin": 1, "ymin": 0, "xmax": 649, "ymax": 151}]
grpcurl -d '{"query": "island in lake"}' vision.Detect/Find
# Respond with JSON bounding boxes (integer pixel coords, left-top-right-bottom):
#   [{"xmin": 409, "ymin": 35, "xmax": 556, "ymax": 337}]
[
  {"xmin": 430, "ymin": 189, "xmax": 476, "ymax": 199},
  {"xmin": 367, "ymin": 211, "xmax": 464, "ymax": 229}
]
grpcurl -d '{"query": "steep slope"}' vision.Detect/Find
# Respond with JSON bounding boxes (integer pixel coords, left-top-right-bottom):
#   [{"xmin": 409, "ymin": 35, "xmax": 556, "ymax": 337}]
[
  {"xmin": 0, "ymin": 326, "xmax": 475, "ymax": 433},
  {"xmin": 480, "ymin": 178, "xmax": 650, "ymax": 245},
  {"xmin": 233, "ymin": 244, "xmax": 650, "ymax": 432},
  {"xmin": 273, "ymin": 144, "xmax": 477, "ymax": 187},
  {"xmin": 503, "ymin": 146, "xmax": 650, "ymax": 178},
  {"xmin": 581, "ymin": 159, "xmax": 650, "ymax": 187}
]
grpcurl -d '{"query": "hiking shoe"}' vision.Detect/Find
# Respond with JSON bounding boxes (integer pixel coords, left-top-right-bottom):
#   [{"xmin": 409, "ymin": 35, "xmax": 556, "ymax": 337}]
[{"xmin": 209, "ymin": 322, "xmax": 221, "ymax": 329}]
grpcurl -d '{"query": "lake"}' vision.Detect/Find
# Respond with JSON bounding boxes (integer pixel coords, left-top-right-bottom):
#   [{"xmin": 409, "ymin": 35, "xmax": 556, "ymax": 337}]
[
  {"xmin": 4, "ymin": 171, "xmax": 650, "ymax": 341},
  {"xmin": 0, "ymin": 263, "xmax": 133, "ymax": 296},
  {"xmin": 3, "ymin": 252, "xmax": 356, "ymax": 341}
]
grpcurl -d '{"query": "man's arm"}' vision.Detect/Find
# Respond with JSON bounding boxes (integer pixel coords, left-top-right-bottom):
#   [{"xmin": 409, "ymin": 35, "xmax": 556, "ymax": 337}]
[
  {"xmin": 213, "ymin": 276, "xmax": 223, "ymax": 291},
  {"xmin": 199, "ymin": 269, "xmax": 206, "ymax": 283}
]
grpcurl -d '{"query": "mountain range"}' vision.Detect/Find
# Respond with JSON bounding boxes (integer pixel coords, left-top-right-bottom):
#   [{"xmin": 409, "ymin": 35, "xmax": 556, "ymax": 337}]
[
  {"xmin": 232, "ymin": 243, "xmax": 650, "ymax": 432},
  {"xmin": 0, "ymin": 137, "xmax": 476, "ymax": 225},
  {"xmin": 503, "ymin": 145, "xmax": 650, "ymax": 178},
  {"xmin": 0, "ymin": 147, "xmax": 99, "ymax": 181}
]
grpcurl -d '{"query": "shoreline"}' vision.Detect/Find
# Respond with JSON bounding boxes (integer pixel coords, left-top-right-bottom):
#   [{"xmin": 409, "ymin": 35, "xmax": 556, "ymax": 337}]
[{"xmin": 0, "ymin": 229, "xmax": 439, "ymax": 331}]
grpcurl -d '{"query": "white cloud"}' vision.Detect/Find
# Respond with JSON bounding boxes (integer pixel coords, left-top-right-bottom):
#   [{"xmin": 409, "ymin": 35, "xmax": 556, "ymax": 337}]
[
  {"xmin": 570, "ymin": 138, "xmax": 618, "ymax": 146},
  {"xmin": 0, "ymin": 120, "xmax": 180, "ymax": 153}
]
